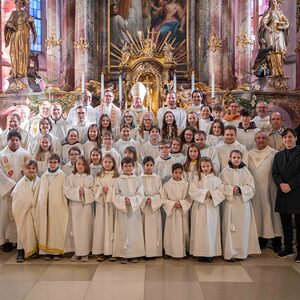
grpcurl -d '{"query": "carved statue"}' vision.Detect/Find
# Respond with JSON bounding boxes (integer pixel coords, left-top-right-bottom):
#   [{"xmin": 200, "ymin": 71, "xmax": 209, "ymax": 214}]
[
  {"xmin": 253, "ymin": 0, "xmax": 289, "ymax": 77},
  {"xmin": 4, "ymin": 0, "xmax": 36, "ymax": 79}
]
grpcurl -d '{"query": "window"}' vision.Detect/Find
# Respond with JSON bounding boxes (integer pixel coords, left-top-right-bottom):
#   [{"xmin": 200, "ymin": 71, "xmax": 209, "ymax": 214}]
[{"xmin": 29, "ymin": 0, "xmax": 42, "ymax": 52}]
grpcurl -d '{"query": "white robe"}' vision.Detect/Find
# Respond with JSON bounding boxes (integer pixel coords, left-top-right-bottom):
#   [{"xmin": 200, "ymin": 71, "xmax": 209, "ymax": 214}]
[
  {"xmin": 200, "ymin": 146, "xmax": 221, "ymax": 175},
  {"xmin": 215, "ymin": 140, "xmax": 248, "ymax": 170},
  {"xmin": 141, "ymin": 141, "xmax": 160, "ymax": 161},
  {"xmin": 154, "ymin": 156, "xmax": 177, "ymax": 184},
  {"xmin": 0, "ymin": 146, "xmax": 31, "ymax": 244},
  {"xmin": 188, "ymin": 173, "xmax": 225, "ymax": 257},
  {"xmin": 141, "ymin": 173, "xmax": 163, "ymax": 257},
  {"xmin": 248, "ymin": 146, "xmax": 282, "ymax": 238},
  {"xmin": 113, "ymin": 138, "xmax": 141, "ymax": 160},
  {"xmin": 93, "ymin": 171, "xmax": 116, "ymax": 256},
  {"xmin": 237, "ymin": 127, "xmax": 260, "ymax": 151},
  {"xmin": 171, "ymin": 153, "xmax": 186, "ymax": 165},
  {"xmin": 61, "ymin": 162, "xmax": 75, "ymax": 176},
  {"xmin": 71, "ymin": 121, "xmax": 91, "ymax": 144},
  {"xmin": 220, "ymin": 166, "xmax": 261, "ymax": 260},
  {"xmin": 34, "ymin": 169, "xmax": 69, "ymax": 255},
  {"xmin": 12, "ymin": 176, "xmax": 39, "ymax": 257},
  {"xmin": 83, "ymin": 140, "xmax": 98, "ymax": 161},
  {"xmin": 90, "ymin": 163, "xmax": 102, "ymax": 178},
  {"xmin": 28, "ymin": 132, "xmax": 61, "ymax": 157},
  {"xmin": 64, "ymin": 173, "xmax": 94, "ymax": 256},
  {"xmin": 61, "ymin": 142, "xmax": 83, "ymax": 165},
  {"xmin": 67, "ymin": 105, "xmax": 99, "ymax": 125},
  {"xmin": 0, "ymin": 128, "xmax": 32, "ymax": 150},
  {"xmin": 252, "ymin": 115, "xmax": 271, "ymax": 132},
  {"xmin": 206, "ymin": 135, "xmax": 224, "ymax": 147},
  {"xmin": 0, "ymin": 169, "xmax": 16, "ymax": 245},
  {"xmin": 113, "ymin": 174, "xmax": 145, "ymax": 258},
  {"xmin": 101, "ymin": 148, "xmax": 121, "ymax": 169},
  {"xmin": 163, "ymin": 178, "xmax": 191, "ymax": 258},
  {"xmin": 50, "ymin": 117, "xmax": 70, "ymax": 143},
  {"xmin": 183, "ymin": 162, "xmax": 198, "ymax": 183},
  {"xmin": 157, "ymin": 107, "xmax": 187, "ymax": 130}
]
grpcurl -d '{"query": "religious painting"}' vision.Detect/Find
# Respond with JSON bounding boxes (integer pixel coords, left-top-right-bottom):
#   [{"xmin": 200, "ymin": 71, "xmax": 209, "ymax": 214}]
[{"xmin": 108, "ymin": 0, "xmax": 189, "ymax": 72}]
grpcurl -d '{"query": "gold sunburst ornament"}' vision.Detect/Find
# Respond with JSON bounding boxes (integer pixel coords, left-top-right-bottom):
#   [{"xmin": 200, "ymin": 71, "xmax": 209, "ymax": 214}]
[
  {"xmin": 45, "ymin": 34, "xmax": 62, "ymax": 49},
  {"xmin": 73, "ymin": 37, "xmax": 89, "ymax": 51},
  {"xmin": 236, "ymin": 32, "xmax": 252, "ymax": 52},
  {"xmin": 207, "ymin": 33, "xmax": 222, "ymax": 52}
]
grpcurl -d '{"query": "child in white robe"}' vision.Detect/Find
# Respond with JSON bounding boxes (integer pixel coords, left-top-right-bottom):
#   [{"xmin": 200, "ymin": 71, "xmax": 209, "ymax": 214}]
[
  {"xmin": 188, "ymin": 157, "xmax": 225, "ymax": 262},
  {"xmin": 183, "ymin": 143, "xmax": 201, "ymax": 183},
  {"xmin": 170, "ymin": 137, "xmax": 186, "ymax": 165},
  {"xmin": 154, "ymin": 140, "xmax": 176, "ymax": 184},
  {"xmin": 124, "ymin": 146, "xmax": 143, "ymax": 176},
  {"xmin": 101, "ymin": 131, "xmax": 121, "ymax": 168},
  {"xmin": 220, "ymin": 149, "xmax": 261, "ymax": 261},
  {"xmin": 61, "ymin": 146, "xmax": 81, "ymax": 176},
  {"xmin": 141, "ymin": 156, "xmax": 163, "ymax": 258},
  {"xmin": 113, "ymin": 157, "xmax": 145, "ymax": 263},
  {"xmin": 141, "ymin": 126, "xmax": 161, "ymax": 161},
  {"xmin": 12, "ymin": 160, "xmax": 39, "ymax": 262},
  {"xmin": 89, "ymin": 147, "xmax": 102, "ymax": 178},
  {"xmin": 64, "ymin": 156, "xmax": 94, "ymax": 262},
  {"xmin": 93, "ymin": 154, "xmax": 119, "ymax": 261},
  {"xmin": 34, "ymin": 153, "xmax": 69, "ymax": 260},
  {"xmin": 61, "ymin": 129, "xmax": 83, "ymax": 165},
  {"xmin": 83, "ymin": 124, "xmax": 101, "ymax": 161},
  {"xmin": 163, "ymin": 163, "xmax": 191, "ymax": 258}
]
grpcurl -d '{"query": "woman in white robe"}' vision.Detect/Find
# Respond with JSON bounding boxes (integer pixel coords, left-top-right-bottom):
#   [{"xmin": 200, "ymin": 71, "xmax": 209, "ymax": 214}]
[
  {"xmin": 220, "ymin": 150, "xmax": 261, "ymax": 261},
  {"xmin": 92, "ymin": 154, "xmax": 119, "ymax": 260},
  {"xmin": 163, "ymin": 172, "xmax": 191, "ymax": 258},
  {"xmin": 188, "ymin": 159, "xmax": 225, "ymax": 260},
  {"xmin": 12, "ymin": 160, "xmax": 39, "ymax": 259},
  {"xmin": 141, "ymin": 159, "xmax": 163, "ymax": 257},
  {"xmin": 64, "ymin": 158, "xmax": 94, "ymax": 262},
  {"xmin": 113, "ymin": 160, "xmax": 145, "ymax": 261}
]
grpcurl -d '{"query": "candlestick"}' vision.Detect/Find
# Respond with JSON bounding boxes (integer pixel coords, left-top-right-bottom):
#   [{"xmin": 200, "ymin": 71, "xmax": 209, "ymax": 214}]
[
  {"xmin": 101, "ymin": 72, "xmax": 105, "ymax": 98},
  {"xmin": 119, "ymin": 75, "xmax": 122, "ymax": 106},
  {"xmin": 81, "ymin": 73, "xmax": 85, "ymax": 93},
  {"xmin": 211, "ymin": 72, "xmax": 215, "ymax": 98},
  {"xmin": 173, "ymin": 73, "xmax": 177, "ymax": 93},
  {"xmin": 191, "ymin": 71, "xmax": 195, "ymax": 91}
]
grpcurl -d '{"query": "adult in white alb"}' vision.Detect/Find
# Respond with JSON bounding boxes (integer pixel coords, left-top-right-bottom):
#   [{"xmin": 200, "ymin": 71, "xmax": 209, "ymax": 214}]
[
  {"xmin": 215, "ymin": 125, "xmax": 248, "ymax": 170},
  {"xmin": 186, "ymin": 90, "xmax": 204, "ymax": 116},
  {"xmin": 70, "ymin": 105, "xmax": 91, "ymax": 144},
  {"xmin": 248, "ymin": 131, "xmax": 282, "ymax": 252},
  {"xmin": 50, "ymin": 102, "xmax": 70, "ymax": 143},
  {"xmin": 17, "ymin": 104, "xmax": 30, "ymax": 129},
  {"xmin": 157, "ymin": 91, "xmax": 186, "ymax": 130},
  {"xmin": 96, "ymin": 90, "xmax": 122, "ymax": 129},
  {"xmin": 66, "ymin": 91, "xmax": 99, "ymax": 125},
  {"xmin": 252, "ymin": 101, "xmax": 271, "ymax": 132}
]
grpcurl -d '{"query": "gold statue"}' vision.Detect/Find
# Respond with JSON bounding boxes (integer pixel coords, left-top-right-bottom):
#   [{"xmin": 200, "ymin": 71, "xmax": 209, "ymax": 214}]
[
  {"xmin": 4, "ymin": 0, "xmax": 36, "ymax": 79},
  {"xmin": 253, "ymin": 0, "xmax": 289, "ymax": 77}
]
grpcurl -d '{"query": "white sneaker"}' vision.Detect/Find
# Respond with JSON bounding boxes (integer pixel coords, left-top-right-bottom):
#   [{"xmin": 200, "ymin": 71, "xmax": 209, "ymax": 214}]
[{"xmin": 70, "ymin": 255, "xmax": 79, "ymax": 262}]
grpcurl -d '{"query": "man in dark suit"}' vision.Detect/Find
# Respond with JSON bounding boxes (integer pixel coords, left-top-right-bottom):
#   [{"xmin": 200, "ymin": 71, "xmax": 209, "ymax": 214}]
[{"xmin": 272, "ymin": 128, "xmax": 300, "ymax": 263}]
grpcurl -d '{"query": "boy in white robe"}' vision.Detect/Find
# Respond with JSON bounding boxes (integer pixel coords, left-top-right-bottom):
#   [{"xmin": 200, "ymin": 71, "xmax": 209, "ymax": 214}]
[
  {"xmin": 141, "ymin": 126, "xmax": 161, "ymax": 161},
  {"xmin": 12, "ymin": 160, "xmax": 39, "ymax": 262},
  {"xmin": 34, "ymin": 154, "xmax": 69, "ymax": 260},
  {"xmin": 220, "ymin": 149, "xmax": 261, "ymax": 261},
  {"xmin": 101, "ymin": 131, "xmax": 121, "ymax": 169},
  {"xmin": 141, "ymin": 156, "xmax": 163, "ymax": 258},
  {"xmin": 154, "ymin": 140, "xmax": 176, "ymax": 184},
  {"xmin": 0, "ymin": 130, "xmax": 31, "ymax": 252},
  {"xmin": 64, "ymin": 156, "xmax": 94, "ymax": 262},
  {"xmin": 61, "ymin": 146, "xmax": 81, "ymax": 175},
  {"xmin": 113, "ymin": 157, "xmax": 145, "ymax": 263},
  {"xmin": 189, "ymin": 157, "xmax": 225, "ymax": 262},
  {"xmin": 163, "ymin": 163, "xmax": 191, "ymax": 258}
]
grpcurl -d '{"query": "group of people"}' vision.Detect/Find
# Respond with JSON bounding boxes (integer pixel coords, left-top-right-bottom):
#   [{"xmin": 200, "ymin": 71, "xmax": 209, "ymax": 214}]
[{"xmin": 0, "ymin": 82, "xmax": 299, "ymax": 264}]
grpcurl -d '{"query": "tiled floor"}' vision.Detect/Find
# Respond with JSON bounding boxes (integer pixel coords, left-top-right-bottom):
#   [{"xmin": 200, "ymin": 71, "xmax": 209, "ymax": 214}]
[{"xmin": 0, "ymin": 248, "xmax": 299, "ymax": 300}]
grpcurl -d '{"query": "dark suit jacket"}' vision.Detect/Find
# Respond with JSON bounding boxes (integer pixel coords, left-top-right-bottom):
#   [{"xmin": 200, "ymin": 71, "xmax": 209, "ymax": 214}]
[{"xmin": 272, "ymin": 146, "xmax": 300, "ymax": 214}]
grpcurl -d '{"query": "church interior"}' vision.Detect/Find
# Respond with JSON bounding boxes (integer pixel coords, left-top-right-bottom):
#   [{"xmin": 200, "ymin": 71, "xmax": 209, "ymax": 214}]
[{"xmin": 0, "ymin": 0, "xmax": 300, "ymax": 299}]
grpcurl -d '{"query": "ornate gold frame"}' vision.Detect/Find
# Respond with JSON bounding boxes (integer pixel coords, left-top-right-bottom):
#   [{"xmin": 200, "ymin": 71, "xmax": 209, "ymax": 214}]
[{"xmin": 107, "ymin": 0, "xmax": 190, "ymax": 73}]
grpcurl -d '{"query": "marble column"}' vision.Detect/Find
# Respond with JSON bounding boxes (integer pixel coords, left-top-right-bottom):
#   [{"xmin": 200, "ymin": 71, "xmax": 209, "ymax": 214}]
[
  {"xmin": 98, "ymin": 0, "xmax": 108, "ymax": 78},
  {"xmin": 208, "ymin": 0, "xmax": 223, "ymax": 89},
  {"xmin": 60, "ymin": 0, "xmax": 75, "ymax": 91},
  {"xmin": 235, "ymin": 0, "xmax": 252, "ymax": 84},
  {"xmin": 74, "ymin": 0, "xmax": 96, "ymax": 88},
  {"xmin": 221, "ymin": 0, "xmax": 235, "ymax": 89},
  {"xmin": 47, "ymin": 0, "xmax": 61, "ymax": 83}
]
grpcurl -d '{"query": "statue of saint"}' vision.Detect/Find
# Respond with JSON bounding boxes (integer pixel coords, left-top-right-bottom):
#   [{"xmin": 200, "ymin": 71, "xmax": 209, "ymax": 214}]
[
  {"xmin": 4, "ymin": 0, "xmax": 36, "ymax": 79},
  {"xmin": 253, "ymin": 0, "xmax": 289, "ymax": 77}
]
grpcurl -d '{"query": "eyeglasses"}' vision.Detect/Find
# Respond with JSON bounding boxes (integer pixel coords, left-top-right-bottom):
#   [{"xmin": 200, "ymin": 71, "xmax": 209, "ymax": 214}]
[
  {"xmin": 49, "ymin": 161, "xmax": 59, "ymax": 164},
  {"xmin": 159, "ymin": 146, "xmax": 170, "ymax": 150}
]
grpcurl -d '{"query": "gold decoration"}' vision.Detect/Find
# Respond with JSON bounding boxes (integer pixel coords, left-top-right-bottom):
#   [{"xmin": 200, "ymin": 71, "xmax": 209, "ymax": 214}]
[
  {"xmin": 73, "ymin": 37, "xmax": 89, "ymax": 51},
  {"xmin": 269, "ymin": 52, "xmax": 285, "ymax": 77},
  {"xmin": 268, "ymin": 76, "xmax": 289, "ymax": 90},
  {"xmin": 207, "ymin": 33, "xmax": 222, "ymax": 52},
  {"xmin": 236, "ymin": 32, "xmax": 252, "ymax": 52},
  {"xmin": 45, "ymin": 34, "xmax": 62, "ymax": 49}
]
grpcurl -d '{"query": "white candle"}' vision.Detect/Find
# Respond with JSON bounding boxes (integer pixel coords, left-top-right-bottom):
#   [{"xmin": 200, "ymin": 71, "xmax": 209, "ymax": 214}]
[
  {"xmin": 101, "ymin": 72, "xmax": 105, "ymax": 98},
  {"xmin": 81, "ymin": 73, "xmax": 85, "ymax": 93},
  {"xmin": 173, "ymin": 73, "xmax": 177, "ymax": 93},
  {"xmin": 211, "ymin": 72, "xmax": 215, "ymax": 98},
  {"xmin": 83, "ymin": 1, "xmax": 87, "ymax": 39},
  {"xmin": 191, "ymin": 71, "xmax": 195, "ymax": 91},
  {"xmin": 119, "ymin": 75, "xmax": 122, "ymax": 105}
]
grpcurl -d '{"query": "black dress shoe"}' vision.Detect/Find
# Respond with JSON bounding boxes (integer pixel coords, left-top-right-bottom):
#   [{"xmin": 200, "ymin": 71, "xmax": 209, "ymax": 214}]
[
  {"xmin": 3, "ymin": 242, "xmax": 13, "ymax": 252},
  {"xmin": 16, "ymin": 249, "xmax": 25, "ymax": 263},
  {"xmin": 277, "ymin": 249, "xmax": 294, "ymax": 258}
]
